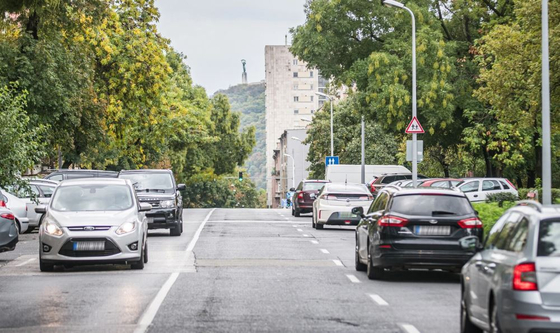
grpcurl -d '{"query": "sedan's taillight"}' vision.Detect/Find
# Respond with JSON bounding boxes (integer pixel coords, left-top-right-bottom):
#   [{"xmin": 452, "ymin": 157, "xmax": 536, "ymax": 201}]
[
  {"xmin": 297, "ymin": 192, "xmax": 304, "ymax": 199},
  {"xmin": 0, "ymin": 200, "xmax": 6, "ymax": 208},
  {"xmin": 378, "ymin": 215, "xmax": 408, "ymax": 227},
  {"xmin": 458, "ymin": 218, "xmax": 483, "ymax": 229},
  {"xmin": 0, "ymin": 213, "xmax": 15, "ymax": 220},
  {"xmin": 358, "ymin": 195, "xmax": 373, "ymax": 200},
  {"xmin": 513, "ymin": 263, "xmax": 538, "ymax": 291}
]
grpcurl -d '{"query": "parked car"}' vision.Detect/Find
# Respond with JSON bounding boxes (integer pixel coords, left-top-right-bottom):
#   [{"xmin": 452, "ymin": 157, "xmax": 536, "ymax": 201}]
[
  {"xmin": 6, "ymin": 180, "xmax": 58, "ymax": 233},
  {"xmin": 44, "ymin": 169, "xmax": 118, "ymax": 182},
  {"xmin": 353, "ymin": 187, "xmax": 483, "ymax": 279},
  {"xmin": 36, "ymin": 178, "xmax": 151, "ymax": 271},
  {"xmin": 292, "ymin": 180, "xmax": 330, "ymax": 217},
  {"xmin": 369, "ymin": 173, "xmax": 428, "ymax": 195},
  {"xmin": 312, "ymin": 183, "xmax": 373, "ymax": 229},
  {"xmin": 0, "ymin": 189, "xmax": 29, "ymax": 234},
  {"xmin": 0, "ymin": 208, "xmax": 18, "ymax": 253},
  {"xmin": 457, "ymin": 178, "xmax": 518, "ymax": 202},
  {"xmin": 460, "ymin": 201, "xmax": 560, "ymax": 333},
  {"xmin": 118, "ymin": 169, "xmax": 186, "ymax": 236},
  {"xmin": 420, "ymin": 178, "xmax": 463, "ymax": 189}
]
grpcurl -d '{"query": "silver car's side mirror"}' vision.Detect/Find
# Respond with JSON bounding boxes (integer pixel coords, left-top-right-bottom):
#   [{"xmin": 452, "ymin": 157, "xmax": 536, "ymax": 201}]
[
  {"xmin": 35, "ymin": 206, "xmax": 47, "ymax": 214},
  {"xmin": 139, "ymin": 203, "xmax": 152, "ymax": 212}
]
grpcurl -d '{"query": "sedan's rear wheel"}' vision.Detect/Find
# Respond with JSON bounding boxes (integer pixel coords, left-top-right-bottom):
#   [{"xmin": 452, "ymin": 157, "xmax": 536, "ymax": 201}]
[
  {"xmin": 489, "ymin": 301, "xmax": 501, "ymax": 333},
  {"xmin": 312, "ymin": 211, "xmax": 316, "ymax": 228},
  {"xmin": 461, "ymin": 289, "xmax": 482, "ymax": 333},
  {"xmin": 294, "ymin": 209, "xmax": 301, "ymax": 217},
  {"xmin": 355, "ymin": 244, "xmax": 366, "ymax": 272},
  {"xmin": 366, "ymin": 250, "xmax": 384, "ymax": 280},
  {"xmin": 316, "ymin": 223, "xmax": 324, "ymax": 230}
]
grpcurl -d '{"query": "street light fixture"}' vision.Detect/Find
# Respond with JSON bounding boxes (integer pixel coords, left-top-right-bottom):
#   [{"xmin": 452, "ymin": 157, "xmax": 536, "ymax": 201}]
[
  {"xmin": 315, "ymin": 91, "xmax": 335, "ymax": 157},
  {"xmin": 383, "ymin": 0, "xmax": 418, "ymax": 187},
  {"xmin": 284, "ymin": 154, "xmax": 296, "ymax": 189}
]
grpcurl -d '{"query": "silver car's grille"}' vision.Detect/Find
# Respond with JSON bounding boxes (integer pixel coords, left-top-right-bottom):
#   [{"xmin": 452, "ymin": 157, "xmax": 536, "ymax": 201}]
[{"xmin": 67, "ymin": 226, "xmax": 112, "ymax": 231}]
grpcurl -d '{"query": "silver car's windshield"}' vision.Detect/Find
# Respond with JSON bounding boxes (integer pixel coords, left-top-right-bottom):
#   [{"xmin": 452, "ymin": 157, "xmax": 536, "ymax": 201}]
[
  {"xmin": 119, "ymin": 173, "xmax": 174, "ymax": 191},
  {"xmin": 51, "ymin": 184, "xmax": 133, "ymax": 211}
]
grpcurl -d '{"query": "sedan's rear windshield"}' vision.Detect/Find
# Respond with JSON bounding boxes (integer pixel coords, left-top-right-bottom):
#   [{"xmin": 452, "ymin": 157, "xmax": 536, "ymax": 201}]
[
  {"xmin": 390, "ymin": 195, "xmax": 474, "ymax": 216},
  {"xmin": 303, "ymin": 182, "xmax": 327, "ymax": 191},
  {"xmin": 51, "ymin": 184, "xmax": 133, "ymax": 211},
  {"xmin": 538, "ymin": 220, "xmax": 560, "ymax": 257}
]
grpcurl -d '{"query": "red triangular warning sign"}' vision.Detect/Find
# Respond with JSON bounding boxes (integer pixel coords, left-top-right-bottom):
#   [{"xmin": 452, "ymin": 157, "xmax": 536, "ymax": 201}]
[{"xmin": 405, "ymin": 116, "xmax": 424, "ymax": 134}]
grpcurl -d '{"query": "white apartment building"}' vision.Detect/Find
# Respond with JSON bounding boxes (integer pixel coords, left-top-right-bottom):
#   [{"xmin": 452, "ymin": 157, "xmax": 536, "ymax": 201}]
[{"xmin": 265, "ymin": 45, "xmax": 326, "ymax": 207}]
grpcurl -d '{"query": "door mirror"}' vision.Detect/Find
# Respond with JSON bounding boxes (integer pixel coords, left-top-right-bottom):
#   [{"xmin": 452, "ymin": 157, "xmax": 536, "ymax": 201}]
[
  {"xmin": 459, "ymin": 236, "xmax": 481, "ymax": 252},
  {"xmin": 35, "ymin": 206, "xmax": 47, "ymax": 214},
  {"xmin": 177, "ymin": 184, "xmax": 186, "ymax": 191},
  {"xmin": 289, "ymin": 187, "xmax": 296, "ymax": 192},
  {"xmin": 139, "ymin": 203, "xmax": 152, "ymax": 212},
  {"xmin": 351, "ymin": 206, "xmax": 365, "ymax": 218}
]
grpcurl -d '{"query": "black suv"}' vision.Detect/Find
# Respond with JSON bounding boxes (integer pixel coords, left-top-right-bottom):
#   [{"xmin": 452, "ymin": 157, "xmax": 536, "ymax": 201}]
[
  {"xmin": 45, "ymin": 169, "xmax": 118, "ymax": 181},
  {"xmin": 353, "ymin": 186, "xmax": 483, "ymax": 279},
  {"xmin": 118, "ymin": 169, "xmax": 186, "ymax": 236}
]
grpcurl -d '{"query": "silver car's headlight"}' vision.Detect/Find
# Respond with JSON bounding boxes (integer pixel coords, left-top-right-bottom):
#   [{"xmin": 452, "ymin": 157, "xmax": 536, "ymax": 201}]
[
  {"xmin": 116, "ymin": 221, "xmax": 137, "ymax": 235},
  {"xmin": 160, "ymin": 200, "xmax": 175, "ymax": 208},
  {"xmin": 44, "ymin": 219, "xmax": 63, "ymax": 236}
]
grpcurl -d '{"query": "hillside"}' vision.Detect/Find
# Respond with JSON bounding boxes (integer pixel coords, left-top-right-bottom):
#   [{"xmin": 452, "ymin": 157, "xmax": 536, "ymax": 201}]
[{"xmin": 217, "ymin": 82, "xmax": 266, "ymax": 189}]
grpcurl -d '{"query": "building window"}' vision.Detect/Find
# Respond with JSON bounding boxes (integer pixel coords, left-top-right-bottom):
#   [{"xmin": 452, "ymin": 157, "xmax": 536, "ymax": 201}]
[
  {"xmin": 311, "ymin": 109, "xmax": 315, "ymax": 114},
  {"xmin": 310, "ymin": 96, "xmax": 314, "ymax": 101},
  {"xmin": 293, "ymin": 59, "xmax": 298, "ymax": 65},
  {"xmin": 310, "ymin": 71, "xmax": 314, "ymax": 78},
  {"xmin": 293, "ymin": 72, "xmax": 298, "ymax": 78},
  {"xmin": 310, "ymin": 84, "xmax": 314, "ymax": 90},
  {"xmin": 293, "ymin": 84, "xmax": 299, "ymax": 90},
  {"xmin": 294, "ymin": 110, "xmax": 299, "ymax": 114},
  {"xmin": 294, "ymin": 96, "xmax": 299, "ymax": 102}
]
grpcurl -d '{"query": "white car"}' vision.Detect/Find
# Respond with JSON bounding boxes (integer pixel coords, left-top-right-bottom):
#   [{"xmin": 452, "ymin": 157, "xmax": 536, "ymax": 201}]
[
  {"xmin": 312, "ymin": 183, "xmax": 373, "ymax": 229},
  {"xmin": 0, "ymin": 189, "xmax": 29, "ymax": 234},
  {"xmin": 457, "ymin": 178, "xmax": 518, "ymax": 202}
]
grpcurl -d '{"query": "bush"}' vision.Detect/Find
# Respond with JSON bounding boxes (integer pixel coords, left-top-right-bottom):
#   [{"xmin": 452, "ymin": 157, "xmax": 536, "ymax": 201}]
[
  {"xmin": 472, "ymin": 202, "xmax": 515, "ymax": 236},
  {"xmin": 485, "ymin": 192, "xmax": 518, "ymax": 206},
  {"xmin": 518, "ymin": 188, "xmax": 560, "ymax": 203}
]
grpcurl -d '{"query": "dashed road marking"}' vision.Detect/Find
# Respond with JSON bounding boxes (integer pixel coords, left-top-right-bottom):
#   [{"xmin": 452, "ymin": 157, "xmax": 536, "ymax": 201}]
[
  {"xmin": 401, "ymin": 324, "xmax": 421, "ymax": 333},
  {"xmin": 320, "ymin": 249, "xmax": 329, "ymax": 254},
  {"xmin": 302, "ymin": 234, "xmax": 310, "ymax": 237},
  {"xmin": 346, "ymin": 274, "xmax": 361, "ymax": 283},
  {"xmin": 368, "ymin": 294, "xmax": 389, "ymax": 306},
  {"xmin": 293, "ymin": 225, "xmax": 298, "ymax": 228},
  {"xmin": 297, "ymin": 228, "xmax": 303, "ymax": 232},
  {"xmin": 15, "ymin": 258, "xmax": 36, "ymax": 267},
  {"xmin": 333, "ymin": 260, "xmax": 344, "ymax": 267},
  {"xmin": 310, "ymin": 240, "xmax": 319, "ymax": 245}
]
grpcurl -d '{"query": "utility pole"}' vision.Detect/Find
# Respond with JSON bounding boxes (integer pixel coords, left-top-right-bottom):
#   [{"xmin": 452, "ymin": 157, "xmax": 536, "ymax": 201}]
[
  {"xmin": 361, "ymin": 116, "xmax": 365, "ymax": 184},
  {"xmin": 542, "ymin": 0, "xmax": 551, "ymax": 205}
]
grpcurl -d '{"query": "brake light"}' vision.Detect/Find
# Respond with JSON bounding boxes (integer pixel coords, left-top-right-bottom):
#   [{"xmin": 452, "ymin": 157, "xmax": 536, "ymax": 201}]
[
  {"xmin": 359, "ymin": 195, "xmax": 373, "ymax": 200},
  {"xmin": 515, "ymin": 314, "xmax": 549, "ymax": 321},
  {"xmin": 378, "ymin": 215, "xmax": 408, "ymax": 227},
  {"xmin": 458, "ymin": 218, "xmax": 483, "ymax": 229},
  {"xmin": 370, "ymin": 185, "xmax": 377, "ymax": 193},
  {"xmin": 0, "ymin": 213, "xmax": 15, "ymax": 220},
  {"xmin": 0, "ymin": 200, "xmax": 5, "ymax": 207},
  {"xmin": 297, "ymin": 192, "xmax": 304, "ymax": 199},
  {"xmin": 506, "ymin": 179, "xmax": 517, "ymax": 191},
  {"xmin": 513, "ymin": 263, "xmax": 538, "ymax": 291}
]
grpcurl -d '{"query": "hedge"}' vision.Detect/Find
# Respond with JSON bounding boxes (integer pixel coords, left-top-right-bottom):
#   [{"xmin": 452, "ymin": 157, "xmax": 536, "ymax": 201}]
[{"xmin": 518, "ymin": 188, "xmax": 560, "ymax": 203}]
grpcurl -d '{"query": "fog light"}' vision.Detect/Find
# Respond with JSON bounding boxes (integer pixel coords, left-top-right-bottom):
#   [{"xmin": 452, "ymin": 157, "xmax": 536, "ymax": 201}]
[
  {"xmin": 128, "ymin": 242, "xmax": 138, "ymax": 251},
  {"xmin": 42, "ymin": 243, "xmax": 52, "ymax": 253}
]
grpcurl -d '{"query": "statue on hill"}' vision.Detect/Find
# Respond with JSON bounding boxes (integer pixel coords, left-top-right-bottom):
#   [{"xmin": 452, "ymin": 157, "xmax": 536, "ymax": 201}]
[{"xmin": 241, "ymin": 59, "xmax": 248, "ymax": 84}]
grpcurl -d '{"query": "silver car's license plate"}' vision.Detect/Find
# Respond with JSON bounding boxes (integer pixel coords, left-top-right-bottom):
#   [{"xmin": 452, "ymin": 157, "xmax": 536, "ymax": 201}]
[
  {"xmin": 73, "ymin": 241, "xmax": 105, "ymax": 251},
  {"xmin": 414, "ymin": 226, "xmax": 451, "ymax": 236}
]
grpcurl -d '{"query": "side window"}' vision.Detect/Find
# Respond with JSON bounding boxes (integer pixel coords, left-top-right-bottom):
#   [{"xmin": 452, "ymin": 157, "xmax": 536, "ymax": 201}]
[
  {"xmin": 483, "ymin": 180, "xmax": 501, "ymax": 191},
  {"xmin": 38, "ymin": 185, "xmax": 54, "ymax": 198},
  {"xmin": 432, "ymin": 181, "xmax": 449, "ymax": 188},
  {"xmin": 499, "ymin": 181, "xmax": 510, "ymax": 190},
  {"xmin": 484, "ymin": 212, "xmax": 516, "ymax": 250},
  {"xmin": 460, "ymin": 181, "xmax": 479, "ymax": 193},
  {"xmin": 382, "ymin": 176, "xmax": 396, "ymax": 184},
  {"xmin": 368, "ymin": 193, "xmax": 387, "ymax": 214},
  {"xmin": 489, "ymin": 213, "xmax": 521, "ymax": 250},
  {"xmin": 47, "ymin": 174, "xmax": 63, "ymax": 181},
  {"xmin": 67, "ymin": 173, "xmax": 94, "ymax": 179},
  {"xmin": 296, "ymin": 182, "xmax": 303, "ymax": 191},
  {"xmin": 505, "ymin": 217, "xmax": 530, "ymax": 252},
  {"xmin": 29, "ymin": 185, "xmax": 40, "ymax": 197}
]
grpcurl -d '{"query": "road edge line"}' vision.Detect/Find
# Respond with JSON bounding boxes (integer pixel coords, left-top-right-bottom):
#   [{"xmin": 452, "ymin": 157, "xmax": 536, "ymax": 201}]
[
  {"xmin": 134, "ymin": 272, "xmax": 180, "ymax": 333},
  {"xmin": 186, "ymin": 208, "xmax": 216, "ymax": 252}
]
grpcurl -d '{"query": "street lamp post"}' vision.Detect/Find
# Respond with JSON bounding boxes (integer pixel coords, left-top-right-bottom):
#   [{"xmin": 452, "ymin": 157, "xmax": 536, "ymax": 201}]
[
  {"xmin": 284, "ymin": 154, "xmax": 295, "ymax": 189},
  {"xmin": 542, "ymin": 0, "xmax": 551, "ymax": 205},
  {"xmin": 315, "ymin": 91, "xmax": 334, "ymax": 157},
  {"xmin": 383, "ymin": 0, "xmax": 418, "ymax": 187}
]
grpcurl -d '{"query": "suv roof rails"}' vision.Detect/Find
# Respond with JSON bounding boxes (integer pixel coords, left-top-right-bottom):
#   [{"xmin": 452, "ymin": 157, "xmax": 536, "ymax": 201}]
[{"xmin": 515, "ymin": 200, "xmax": 542, "ymax": 212}]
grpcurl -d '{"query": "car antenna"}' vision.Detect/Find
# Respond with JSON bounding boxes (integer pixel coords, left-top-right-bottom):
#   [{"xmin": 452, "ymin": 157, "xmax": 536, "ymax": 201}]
[{"xmin": 345, "ymin": 174, "xmax": 348, "ymax": 185}]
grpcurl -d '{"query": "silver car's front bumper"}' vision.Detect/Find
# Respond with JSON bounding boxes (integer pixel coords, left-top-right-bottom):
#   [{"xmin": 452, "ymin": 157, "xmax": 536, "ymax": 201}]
[{"xmin": 40, "ymin": 227, "xmax": 143, "ymax": 264}]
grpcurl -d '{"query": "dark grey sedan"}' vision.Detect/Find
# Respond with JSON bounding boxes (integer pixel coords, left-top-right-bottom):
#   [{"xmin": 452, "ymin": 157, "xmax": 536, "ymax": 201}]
[
  {"xmin": 460, "ymin": 201, "xmax": 560, "ymax": 333},
  {"xmin": 0, "ymin": 207, "xmax": 18, "ymax": 252}
]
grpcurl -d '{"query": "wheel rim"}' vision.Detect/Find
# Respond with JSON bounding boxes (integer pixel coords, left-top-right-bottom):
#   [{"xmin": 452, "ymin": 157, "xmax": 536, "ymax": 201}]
[{"xmin": 490, "ymin": 303, "xmax": 499, "ymax": 333}]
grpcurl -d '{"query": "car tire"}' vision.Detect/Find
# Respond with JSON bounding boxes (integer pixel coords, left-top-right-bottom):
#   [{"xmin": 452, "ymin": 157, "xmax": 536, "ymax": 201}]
[
  {"xmin": 131, "ymin": 242, "xmax": 145, "ymax": 270},
  {"xmin": 291, "ymin": 207, "xmax": 295, "ymax": 216},
  {"xmin": 143, "ymin": 241, "xmax": 148, "ymax": 263},
  {"xmin": 39, "ymin": 253, "xmax": 54, "ymax": 272},
  {"xmin": 489, "ymin": 300, "xmax": 501, "ymax": 333},
  {"xmin": 355, "ymin": 245, "xmax": 366, "ymax": 272},
  {"xmin": 312, "ymin": 211, "xmax": 316, "ymax": 228},
  {"xmin": 294, "ymin": 208, "xmax": 301, "ymax": 217},
  {"xmin": 461, "ymin": 289, "xmax": 482, "ymax": 333},
  {"xmin": 366, "ymin": 249, "xmax": 384, "ymax": 280},
  {"xmin": 14, "ymin": 220, "xmax": 20, "ymax": 234},
  {"xmin": 170, "ymin": 223, "xmax": 182, "ymax": 236},
  {"xmin": 316, "ymin": 223, "xmax": 324, "ymax": 230}
]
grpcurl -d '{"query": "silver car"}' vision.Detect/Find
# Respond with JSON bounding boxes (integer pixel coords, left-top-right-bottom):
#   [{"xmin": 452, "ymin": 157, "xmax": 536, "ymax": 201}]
[
  {"xmin": 1, "ymin": 189, "xmax": 29, "ymax": 234},
  {"xmin": 5, "ymin": 180, "xmax": 58, "ymax": 233},
  {"xmin": 37, "ymin": 178, "xmax": 151, "ymax": 272},
  {"xmin": 0, "ymin": 208, "xmax": 18, "ymax": 252},
  {"xmin": 460, "ymin": 201, "xmax": 560, "ymax": 333}
]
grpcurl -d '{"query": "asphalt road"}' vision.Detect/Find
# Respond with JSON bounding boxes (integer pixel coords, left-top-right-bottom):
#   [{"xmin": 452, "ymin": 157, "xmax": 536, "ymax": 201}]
[{"xmin": 0, "ymin": 209, "xmax": 460, "ymax": 333}]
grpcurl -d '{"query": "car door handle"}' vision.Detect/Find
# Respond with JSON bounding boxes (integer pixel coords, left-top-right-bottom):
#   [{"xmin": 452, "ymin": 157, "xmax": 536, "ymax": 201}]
[
  {"xmin": 475, "ymin": 261, "xmax": 483, "ymax": 268},
  {"xmin": 474, "ymin": 195, "xmax": 478, "ymax": 198},
  {"xmin": 484, "ymin": 263, "xmax": 496, "ymax": 270}
]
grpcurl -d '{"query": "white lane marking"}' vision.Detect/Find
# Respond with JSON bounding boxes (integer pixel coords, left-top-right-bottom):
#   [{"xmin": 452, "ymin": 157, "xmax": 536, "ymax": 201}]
[
  {"xmin": 346, "ymin": 274, "xmax": 361, "ymax": 283},
  {"xmin": 401, "ymin": 324, "xmax": 421, "ymax": 333},
  {"xmin": 186, "ymin": 209, "xmax": 216, "ymax": 252},
  {"xmin": 369, "ymin": 294, "xmax": 389, "ymax": 306},
  {"xmin": 207, "ymin": 221, "xmax": 297, "ymax": 224},
  {"xmin": 297, "ymin": 228, "xmax": 303, "ymax": 232},
  {"xmin": 320, "ymin": 249, "xmax": 329, "ymax": 254},
  {"xmin": 333, "ymin": 260, "xmax": 344, "ymax": 266},
  {"xmin": 302, "ymin": 234, "xmax": 310, "ymax": 237},
  {"xmin": 15, "ymin": 258, "xmax": 36, "ymax": 267},
  {"xmin": 134, "ymin": 272, "xmax": 180, "ymax": 333},
  {"xmin": 310, "ymin": 240, "xmax": 319, "ymax": 245},
  {"xmin": 285, "ymin": 217, "xmax": 289, "ymax": 220},
  {"xmin": 293, "ymin": 225, "xmax": 298, "ymax": 227}
]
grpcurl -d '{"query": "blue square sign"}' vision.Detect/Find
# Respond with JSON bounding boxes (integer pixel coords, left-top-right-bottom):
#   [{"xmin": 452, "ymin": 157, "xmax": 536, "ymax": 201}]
[{"xmin": 325, "ymin": 156, "xmax": 339, "ymax": 166}]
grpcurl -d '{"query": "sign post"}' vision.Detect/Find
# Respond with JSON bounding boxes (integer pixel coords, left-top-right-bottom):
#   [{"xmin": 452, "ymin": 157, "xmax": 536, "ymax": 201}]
[{"xmin": 405, "ymin": 116, "xmax": 424, "ymax": 187}]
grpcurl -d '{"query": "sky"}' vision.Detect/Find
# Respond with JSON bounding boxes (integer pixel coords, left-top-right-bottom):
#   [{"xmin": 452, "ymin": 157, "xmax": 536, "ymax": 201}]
[{"xmin": 155, "ymin": 0, "xmax": 308, "ymax": 95}]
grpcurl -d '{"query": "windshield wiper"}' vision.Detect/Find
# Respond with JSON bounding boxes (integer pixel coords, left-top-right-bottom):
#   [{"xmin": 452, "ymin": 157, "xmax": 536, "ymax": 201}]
[{"xmin": 431, "ymin": 211, "xmax": 456, "ymax": 216}]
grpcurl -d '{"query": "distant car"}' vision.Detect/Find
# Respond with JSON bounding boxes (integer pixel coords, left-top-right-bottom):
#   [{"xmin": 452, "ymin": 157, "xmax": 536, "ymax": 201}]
[
  {"xmin": 0, "ymin": 189, "xmax": 29, "ymax": 234},
  {"xmin": 369, "ymin": 173, "xmax": 428, "ymax": 195},
  {"xmin": 0, "ymin": 208, "xmax": 18, "ymax": 253},
  {"xmin": 118, "ymin": 169, "xmax": 186, "ymax": 236},
  {"xmin": 457, "ymin": 178, "xmax": 518, "ymax": 202},
  {"xmin": 292, "ymin": 180, "xmax": 330, "ymax": 217},
  {"xmin": 420, "ymin": 178, "xmax": 463, "ymax": 189},
  {"xmin": 354, "ymin": 187, "xmax": 482, "ymax": 279},
  {"xmin": 36, "ymin": 178, "xmax": 151, "ymax": 271},
  {"xmin": 460, "ymin": 201, "xmax": 560, "ymax": 333},
  {"xmin": 6, "ymin": 180, "xmax": 57, "ymax": 233},
  {"xmin": 44, "ymin": 169, "xmax": 118, "ymax": 182},
  {"xmin": 312, "ymin": 183, "xmax": 373, "ymax": 229}
]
